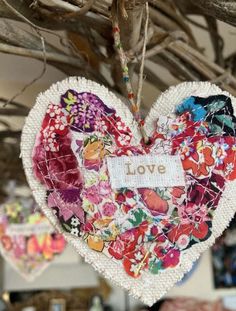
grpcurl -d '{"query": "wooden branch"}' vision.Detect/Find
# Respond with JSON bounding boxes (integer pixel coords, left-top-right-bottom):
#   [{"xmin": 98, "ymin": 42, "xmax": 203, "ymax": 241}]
[
  {"xmin": 176, "ymin": 0, "xmax": 236, "ymax": 26},
  {"xmin": 0, "ymin": 20, "xmax": 101, "ymax": 77},
  {"xmin": 149, "ymin": 0, "xmax": 197, "ymax": 47},
  {"xmin": 204, "ymin": 16, "xmax": 224, "ymax": 66},
  {"xmin": 0, "ymin": 20, "xmax": 63, "ymax": 53},
  {"xmin": 38, "ymin": 0, "xmax": 80, "ymax": 11},
  {"xmin": 0, "ymin": 43, "xmax": 84, "ymax": 67},
  {"xmin": 165, "ymin": 40, "xmax": 236, "ymax": 95},
  {"xmin": 149, "ymin": 7, "xmax": 181, "ymax": 32},
  {"xmin": 0, "ymin": 0, "xmax": 235, "ymax": 109},
  {"xmin": 226, "ymin": 52, "xmax": 236, "ymax": 76},
  {"xmin": 0, "ymin": 42, "xmax": 109, "ymax": 85},
  {"xmin": 193, "ymin": 0, "xmax": 236, "ymax": 26},
  {"xmin": 168, "ymin": 42, "xmax": 217, "ymax": 80},
  {"xmin": 0, "ymin": 120, "xmax": 11, "ymax": 129},
  {"xmin": 175, "ymin": 41, "xmax": 236, "ymax": 87},
  {"xmin": 63, "ymin": 0, "xmax": 95, "ymax": 17},
  {"xmin": 0, "ymin": 0, "xmax": 111, "ymax": 37},
  {"xmin": 140, "ymin": 36, "xmax": 175, "ymax": 60},
  {"xmin": 152, "ymin": 52, "xmax": 200, "ymax": 81},
  {"xmin": 135, "ymin": 27, "xmax": 190, "ymax": 63},
  {"xmin": 0, "ymin": 130, "xmax": 21, "ymax": 140},
  {"xmin": 126, "ymin": 24, "xmax": 154, "ymax": 58},
  {"xmin": 124, "ymin": 0, "xmax": 147, "ymax": 10},
  {"xmin": 117, "ymin": 0, "xmax": 146, "ymax": 50},
  {"xmin": 38, "ymin": 0, "xmax": 95, "ymax": 18},
  {"xmin": 0, "ymin": 97, "xmax": 29, "ymax": 110},
  {"xmin": 0, "ymin": 108, "xmax": 29, "ymax": 116}
]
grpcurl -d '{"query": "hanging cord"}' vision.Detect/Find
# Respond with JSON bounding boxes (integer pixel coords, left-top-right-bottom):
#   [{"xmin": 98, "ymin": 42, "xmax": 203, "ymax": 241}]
[
  {"xmin": 111, "ymin": 1, "xmax": 150, "ymax": 144},
  {"xmin": 136, "ymin": 2, "xmax": 149, "ymax": 112}
]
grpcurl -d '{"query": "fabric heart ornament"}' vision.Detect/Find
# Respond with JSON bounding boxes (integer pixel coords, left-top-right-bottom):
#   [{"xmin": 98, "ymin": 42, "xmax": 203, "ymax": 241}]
[
  {"xmin": 21, "ymin": 77, "xmax": 236, "ymax": 305},
  {"xmin": 0, "ymin": 196, "xmax": 66, "ymax": 281}
]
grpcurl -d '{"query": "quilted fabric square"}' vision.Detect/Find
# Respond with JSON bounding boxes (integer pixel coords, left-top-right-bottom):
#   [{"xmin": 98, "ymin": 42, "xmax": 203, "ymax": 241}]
[{"xmin": 21, "ymin": 78, "xmax": 236, "ymax": 305}]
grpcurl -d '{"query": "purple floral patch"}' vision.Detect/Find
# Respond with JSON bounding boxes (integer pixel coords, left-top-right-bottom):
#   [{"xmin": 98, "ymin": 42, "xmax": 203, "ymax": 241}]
[{"xmin": 61, "ymin": 90, "xmax": 115, "ymax": 132}]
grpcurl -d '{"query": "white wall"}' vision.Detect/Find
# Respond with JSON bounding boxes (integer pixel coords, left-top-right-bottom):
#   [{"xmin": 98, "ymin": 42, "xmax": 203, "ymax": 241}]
[{"xmin": 3, "ymin": 245, "xmax": 98, "ymax": 292}]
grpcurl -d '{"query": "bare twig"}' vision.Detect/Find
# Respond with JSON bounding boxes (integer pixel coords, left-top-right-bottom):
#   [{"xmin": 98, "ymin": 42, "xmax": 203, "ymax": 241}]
[
  {"xmin": 0, "ymin": 120, "xmax": 11, "ymax": 129},
  {"xmin": 152, "ymin": 51, "xmax": 199, "ymax": 81},
  {"xmin": 168, "ymin": 42, "xmax": 217, "ymax": 79},
  {"xmin": 0, "ymin": 130, "xmax": 21, "ymax": 140},
  {"xmin": 0, "ymin": 98, "xmax": 29, "ymax": 110},
  {"xmin": 126, "ymin": 25, "xmax": 154, "ymax": 58},
  {"xmin": 174, "ymin": 41, "xmax": 236, "ymax": 88},
  {"xmin": 191, "ymin": 0, "xmax": 236, "ymax": 26},
  {"xmin": 0, "ymin": 0, "xmax": 110, "ymax": 37},
  {"xmin": 64, "ymin": 0, "xmax": 95, "ymax": 17},
  {"xmin": 149, "ymin": 0, "xmax": 197, "ymax": 46},
  {"xmin": 3, "ymin": 36, "xmax": 47, "ymax": 106},
  {"xmin": 0, "ymin": 43, "xmax": 80, "ymax": 66},
  {"xmin": 205, "ymin": 16, "xmax": 224, "ymax": 66},
  {"xmin": 0, "ymin": 42, "xmax": 108, "ymax": 85},
  {"xmin": 176, "ymin": 0, "xmax": 236, "ymax": 26},
  {"xmin": 1, "ymin": 0, "xmax": 51, "ymax": 34},
  {"xmin": 37, "ymin": 0, "xmax": 80, "ymax": 11},
  {"xmin": 0, "ymin": 0, "xmax": 235, "ymax": 114},
  {"xmin": 0, "ymin": 108, "xmax": 29, "ymax": 116},
  {"xmin": 141, "ymin": 36, "xmax": 176, "ymax": 60}
]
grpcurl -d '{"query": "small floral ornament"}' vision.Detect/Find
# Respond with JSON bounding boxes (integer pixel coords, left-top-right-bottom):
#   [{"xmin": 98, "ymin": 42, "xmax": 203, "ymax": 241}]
[
  {"xmin": 0, "ymin": 197, "xmax": 66, "ymax": 281},
  {"xmin": 21, "ymin": 77, "xmax": 236, "ymax": 306}
]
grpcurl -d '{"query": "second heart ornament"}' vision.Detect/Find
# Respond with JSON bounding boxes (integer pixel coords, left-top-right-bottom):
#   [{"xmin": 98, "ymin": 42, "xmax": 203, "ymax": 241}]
[
  {"xmin": 21, "ymin": 77, "xmax": 236, "ymax": 305},
  {"xmin": 0, "ymin": 196, "xmax": 66, "ymax": 281}
]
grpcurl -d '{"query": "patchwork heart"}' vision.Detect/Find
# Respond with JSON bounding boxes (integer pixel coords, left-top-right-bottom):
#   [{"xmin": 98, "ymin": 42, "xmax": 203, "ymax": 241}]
[
  {"xmin": 21, "ymin": 78, "xmax": 236, "ymax": 305},
  {"xmin": 0, "ymin": 196, "xmax": 66, "ymax": 281}
]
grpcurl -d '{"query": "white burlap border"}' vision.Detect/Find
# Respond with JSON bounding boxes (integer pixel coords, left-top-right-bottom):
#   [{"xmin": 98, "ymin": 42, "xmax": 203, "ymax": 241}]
[{"xmin": 21, "ymin": 77, "xmax": 236, "ymax": 306}]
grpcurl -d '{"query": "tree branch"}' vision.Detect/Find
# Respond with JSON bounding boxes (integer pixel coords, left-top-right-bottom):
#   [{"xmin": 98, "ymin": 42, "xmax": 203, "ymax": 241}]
[
  {"xmin": 0, "ymin": 130, "xmax": 21, "ymax": 140},
  {"xmin": 0, "ymin": 97, "xmax": 29, "ymax": 110},
  {"xmin": 176, "ymin": 0, "xmax": 236, "ymax": 26},
  {"xmin": 0, "ymin": 0, "xmax": 111, "ymax": 37},
  {"xmin": 0, "ymin": 42, "xmax": 82, "ymax": 67},
  {"xmin": 0, "ymin": 108, "xmax": 29, "ymax": 116},
  {"xmin": 0, "ymin": 42, "xmax": 109, "ymax": 84}
]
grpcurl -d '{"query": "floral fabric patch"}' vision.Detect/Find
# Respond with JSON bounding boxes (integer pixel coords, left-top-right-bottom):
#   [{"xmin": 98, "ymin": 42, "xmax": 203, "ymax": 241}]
[
  {"xmin": 32, "ymin": 88, "xmax": 236, "ymax": 278},
  {"xmin": 0, "ymin": 197, "xmax": 66, "ymax": 280}
]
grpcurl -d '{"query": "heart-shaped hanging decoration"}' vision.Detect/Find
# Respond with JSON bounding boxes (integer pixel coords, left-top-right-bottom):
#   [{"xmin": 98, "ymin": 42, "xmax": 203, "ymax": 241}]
[
  {"xmin": 0, "ymin": 196, "xmax": 66, "ymax": 281},
  {"xmin": 21, "ymin": 77, "xmax": 236, "ymax": 305}
]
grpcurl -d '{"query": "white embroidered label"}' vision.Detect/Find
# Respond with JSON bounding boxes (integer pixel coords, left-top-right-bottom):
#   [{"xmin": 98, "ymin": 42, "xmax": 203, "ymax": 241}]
[
  {"xmin": 6, "ymin": 223, "xmax": 54, "ymax": 236},
  {"xmin": 107, "ymin": 154, "xmax": 185, "ymax": 189}
]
